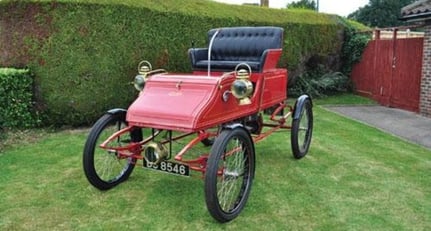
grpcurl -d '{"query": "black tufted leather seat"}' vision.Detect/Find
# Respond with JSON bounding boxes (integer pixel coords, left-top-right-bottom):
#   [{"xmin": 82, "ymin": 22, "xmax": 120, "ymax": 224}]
[{"xmin": 189, "ymin": 26, "xmax": 284, "ymax": 72}]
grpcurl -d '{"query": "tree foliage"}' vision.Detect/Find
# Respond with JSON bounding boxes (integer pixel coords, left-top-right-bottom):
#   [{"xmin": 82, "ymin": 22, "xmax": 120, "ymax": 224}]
[
  {"xmin": 286, "ymin": 0, "xmax": 317, "ymax": 10},
  {"xmin": 348, "ymin": 0, "xmax": 416, "ymax": 27}
]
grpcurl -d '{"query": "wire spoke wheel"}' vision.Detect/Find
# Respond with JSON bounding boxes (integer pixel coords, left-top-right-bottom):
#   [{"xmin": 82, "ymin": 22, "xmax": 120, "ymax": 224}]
[
  {"xmin": 205, "ymin": 127, "xmax": 255, "ymax": 223},
  {"xmin": 291, "ymin": 98, "xmax": 313, "ymax": 159},
  {"xmin": 83, "ymin": 112, "xmax": 142, "ymax": 190}
]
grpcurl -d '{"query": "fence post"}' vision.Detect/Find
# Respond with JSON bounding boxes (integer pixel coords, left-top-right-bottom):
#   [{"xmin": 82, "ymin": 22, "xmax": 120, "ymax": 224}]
[{"xmin": 375, "ymin": 29, "xmax": 381, "ymax": 40}]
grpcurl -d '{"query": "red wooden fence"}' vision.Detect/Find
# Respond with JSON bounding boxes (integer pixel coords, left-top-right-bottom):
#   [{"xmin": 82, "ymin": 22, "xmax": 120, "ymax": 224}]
[{"xmin": 351, "ymin": 31, "xmax": 423, "ymax": 112}]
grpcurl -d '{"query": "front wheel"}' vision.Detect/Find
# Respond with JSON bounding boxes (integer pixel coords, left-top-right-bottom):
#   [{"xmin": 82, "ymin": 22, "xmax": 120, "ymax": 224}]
[
  {"xmin": 291, "ymin": 98, "xmax": 313, "ymax": 159},
  {"xmin": 204, "ymin": 127, "xmax": 255, "ymax": 223},
  {"xmin": 83, "ymin": 112, "xmax": 141, "ymax": 190}
]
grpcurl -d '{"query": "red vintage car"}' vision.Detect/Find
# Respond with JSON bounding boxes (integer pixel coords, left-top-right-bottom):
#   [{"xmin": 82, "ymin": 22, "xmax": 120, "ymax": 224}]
[{"xmin": 83, "ymin": 26, "xmax": 313, "ymax": 223}]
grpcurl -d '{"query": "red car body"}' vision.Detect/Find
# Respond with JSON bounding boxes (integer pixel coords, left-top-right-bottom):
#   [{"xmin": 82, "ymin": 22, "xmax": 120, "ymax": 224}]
[{"xmin": 126, "ymin": 50, "xmax": 286, "ymax": 132}]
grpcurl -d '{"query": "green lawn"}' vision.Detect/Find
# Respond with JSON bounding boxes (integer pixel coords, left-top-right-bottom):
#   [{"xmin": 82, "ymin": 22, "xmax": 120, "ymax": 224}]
[{"xmin": 1, "ymin": 94, "xmax": 430, "ymax": 230}]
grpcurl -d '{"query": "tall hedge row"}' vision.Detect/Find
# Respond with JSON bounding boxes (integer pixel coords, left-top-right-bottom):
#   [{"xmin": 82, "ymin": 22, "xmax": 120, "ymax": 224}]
[{"xmin": 0, "ymin": 0, "xmax": 346, "ymax": 126}]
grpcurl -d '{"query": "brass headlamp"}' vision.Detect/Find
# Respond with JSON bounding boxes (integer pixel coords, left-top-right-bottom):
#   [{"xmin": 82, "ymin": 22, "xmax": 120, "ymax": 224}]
[
  {"xmin": 134, "ymin": 60, "xmax": 152, "ymax": 91},
  {"xmin": 143, "ymin": 142, "xmax": 168, "ymax": 165},
  {"xmin": 231, "ymin": 63, "xmax": 253, "ymax": 105}
]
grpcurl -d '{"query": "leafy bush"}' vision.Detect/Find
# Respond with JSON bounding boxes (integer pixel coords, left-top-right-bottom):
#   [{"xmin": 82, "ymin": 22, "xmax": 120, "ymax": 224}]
[
  {"xmin": 289, "ymin": 65, "xmax": 351, "ymax": 97},
  {"xmin": 288, "ymin": 17, "xmax": 369, "ymax": 98},
  {"xmin": 339, "ymin": 19, "xmax": 371, "ymax": 75},
  {"xmin": 0, "ymin": 68, "xmax": 40, "ymax": 128},
  {"xmin": 0, "ymin": 0, "xmax": 353, "ymax": 126}
]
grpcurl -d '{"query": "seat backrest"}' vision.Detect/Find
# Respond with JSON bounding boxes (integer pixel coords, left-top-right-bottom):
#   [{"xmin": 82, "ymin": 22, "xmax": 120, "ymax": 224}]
[{"xmin": 207, "ymin": 27, "xmax": 283, "ymax": 62}]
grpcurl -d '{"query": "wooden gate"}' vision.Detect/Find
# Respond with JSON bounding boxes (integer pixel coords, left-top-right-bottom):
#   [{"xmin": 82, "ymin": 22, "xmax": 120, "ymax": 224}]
[{"xmin": 351, "ymin": 30, "xmax": 423, "ymax": 112}]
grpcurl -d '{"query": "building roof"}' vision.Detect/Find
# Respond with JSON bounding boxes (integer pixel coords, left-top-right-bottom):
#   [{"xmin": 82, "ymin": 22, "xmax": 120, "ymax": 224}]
[{"xmin": 401, "ymin": 0, "xmax": 431, "ymax": 21}]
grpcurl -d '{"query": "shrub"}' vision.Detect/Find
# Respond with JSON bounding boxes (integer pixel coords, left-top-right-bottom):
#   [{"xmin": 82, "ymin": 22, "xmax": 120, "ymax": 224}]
[
  {"xmin": 339, "ymin": 18, "xmax": 371, "ymax": 75},
  {"xmin": 0, "ymin": 68, "xmax": 40, "ymax": 128},
  {"xmin": 289, "ymin": 65, "xmax": 351, "ymax": 97},
  {"xmin": 289, "ymin": 17, "xmax": 369, "ymax": 98}
]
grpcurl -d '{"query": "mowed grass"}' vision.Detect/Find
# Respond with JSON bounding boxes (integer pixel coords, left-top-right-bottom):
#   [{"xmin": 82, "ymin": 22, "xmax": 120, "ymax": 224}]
[{"xmin": 0, "ymin": 94, "xmax": 430, "ymax": 230}]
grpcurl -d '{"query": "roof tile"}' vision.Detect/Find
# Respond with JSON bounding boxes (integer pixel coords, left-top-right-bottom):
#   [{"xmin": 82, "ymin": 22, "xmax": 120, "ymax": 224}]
[{"xmin": 401, "ymin": 0, "xmax": 431, "ymax": 17}]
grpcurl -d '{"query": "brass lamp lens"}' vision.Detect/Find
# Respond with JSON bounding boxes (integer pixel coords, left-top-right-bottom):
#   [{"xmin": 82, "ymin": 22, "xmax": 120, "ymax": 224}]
[
  {"xmin": 231, "ymin": 79, "xmax": 253, "ymax": 99},
  {"xmin": 134, "ymin": 74, "xmax": 146, "ymax": 91}
]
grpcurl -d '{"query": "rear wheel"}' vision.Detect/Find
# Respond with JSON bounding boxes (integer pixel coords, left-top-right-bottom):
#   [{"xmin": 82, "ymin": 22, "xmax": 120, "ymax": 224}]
[
  {"xmin": 291, "ymin": 99, "xmax": 313, "ymax": 159},
  {"xmin": 204, "ymin": 127, "xmax": 255, "ymax": 223},
  {"xmin": 83, "ymin": 112, "xmax": 141, "ymax": 190}
]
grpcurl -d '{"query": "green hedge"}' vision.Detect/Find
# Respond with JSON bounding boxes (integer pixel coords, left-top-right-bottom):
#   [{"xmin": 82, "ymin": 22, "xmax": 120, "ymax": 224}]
[
  {"xmin": 0, "ymin": 0, "xmax": 349, "ymax": 126},
  {"xmin": 0, "ymin": 68, "xmax": 39, "ymax": 128}
]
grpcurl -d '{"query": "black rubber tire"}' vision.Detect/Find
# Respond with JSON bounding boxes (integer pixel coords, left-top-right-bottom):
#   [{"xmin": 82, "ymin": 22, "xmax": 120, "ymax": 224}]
[
  {"xmin": 291, "ymin": 99, "xmax": 313, "ymax": 159},
  {"xmin": 83, "ymin": 112, "xmax": 140, "ymax": 190},
  {"xmin": 204, "ymin": 127, "xmax": 255, "ymax": 223}
]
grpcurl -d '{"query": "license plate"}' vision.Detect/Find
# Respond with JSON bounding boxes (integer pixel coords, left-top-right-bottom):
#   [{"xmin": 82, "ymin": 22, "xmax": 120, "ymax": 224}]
[{"xmin": 143, "ymin": 159, "xmax": 190, "ymax": 177}]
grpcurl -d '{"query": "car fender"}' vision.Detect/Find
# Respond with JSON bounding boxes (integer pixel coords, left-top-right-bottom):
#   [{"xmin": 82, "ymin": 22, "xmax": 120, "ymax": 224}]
[
  {"xmin": 107, "ymin": 108, "xmax": 143, "ymax": 141},
  {"xmin": 107, "ymin": 108, "xmax": 127, "ymax": 116},
  {"xmin": 293, "ymin": 94, "xmax": 312, "ymax": 120},
  {"xmin": 222, "ymin": 123, "xmax": 255, "ymax": 149},
  {"xmin": 223, "ymin": 123, "xmax": 244, "ymax": 130}
]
